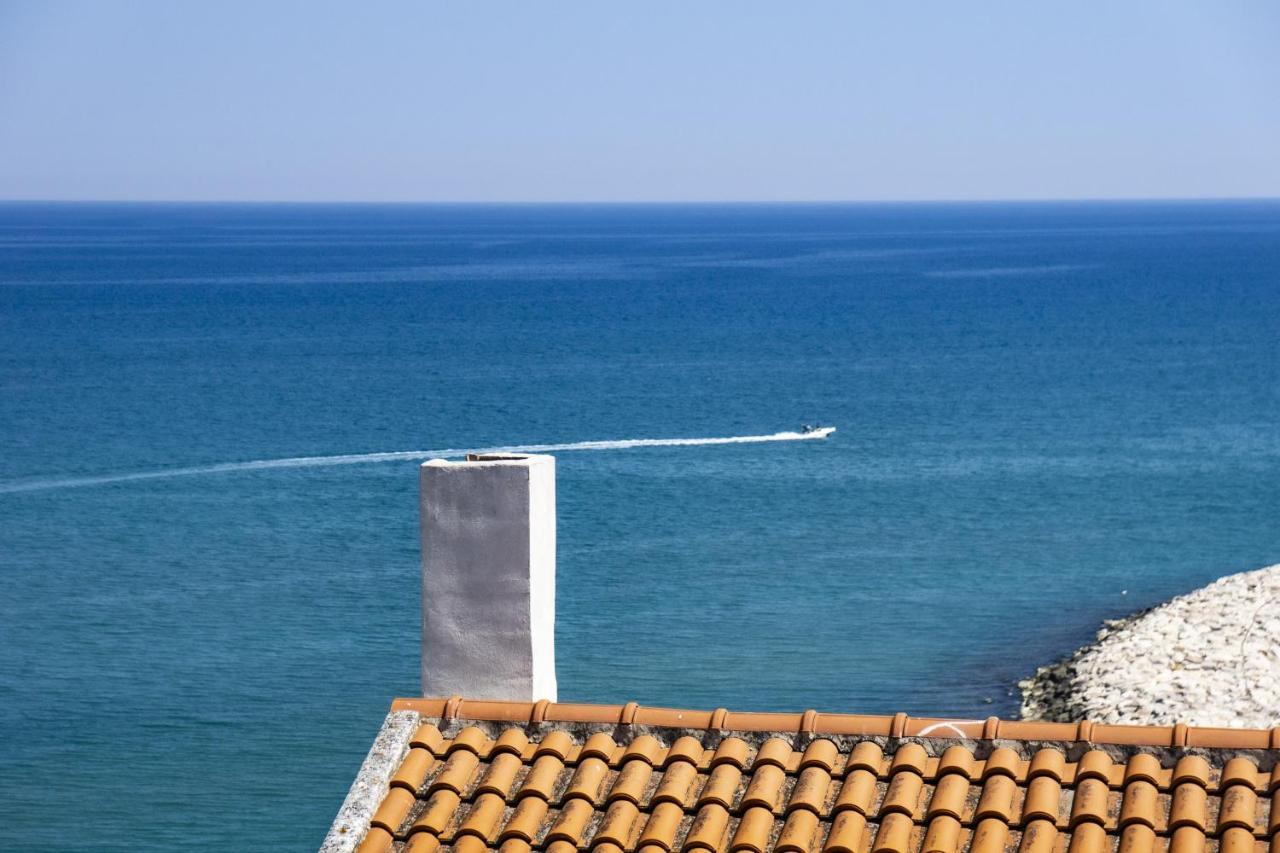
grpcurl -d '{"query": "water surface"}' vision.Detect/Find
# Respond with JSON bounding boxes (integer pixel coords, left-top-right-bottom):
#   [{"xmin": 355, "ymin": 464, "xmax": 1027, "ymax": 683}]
[{"xmin": 1, "ymin": 201, "xmax": 1277, "ymax": 851}]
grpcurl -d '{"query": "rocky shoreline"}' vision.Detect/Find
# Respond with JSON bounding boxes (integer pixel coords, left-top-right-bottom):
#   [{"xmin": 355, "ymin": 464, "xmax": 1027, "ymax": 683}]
[{"xmin": 1019, "ymin": 563, "xmax": 1280, "ymax": 727}]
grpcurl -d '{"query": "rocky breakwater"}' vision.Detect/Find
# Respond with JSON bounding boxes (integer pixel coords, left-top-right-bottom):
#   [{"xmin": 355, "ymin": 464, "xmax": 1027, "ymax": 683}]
[{"xmin": 1020, "ymin": 563, "xmax": 1280, "ymax": 727}]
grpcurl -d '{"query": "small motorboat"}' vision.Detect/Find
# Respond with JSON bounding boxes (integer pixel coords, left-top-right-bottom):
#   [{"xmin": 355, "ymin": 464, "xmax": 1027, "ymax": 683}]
[{"xmin": 798, "ymin": 424, "xmax": 836, "ymax": 438}]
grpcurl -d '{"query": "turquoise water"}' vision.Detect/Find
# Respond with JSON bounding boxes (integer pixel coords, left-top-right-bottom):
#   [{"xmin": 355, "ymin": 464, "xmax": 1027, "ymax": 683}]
[{"xmin": 1, "ymin": 201, "xmax": 1277, "ymax": 851}]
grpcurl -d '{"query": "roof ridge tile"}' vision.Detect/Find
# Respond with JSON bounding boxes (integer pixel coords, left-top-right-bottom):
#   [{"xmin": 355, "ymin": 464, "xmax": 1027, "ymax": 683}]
[{"xmin": 391, "ymin": 697, "xmax": 1280, "ymax": 751}]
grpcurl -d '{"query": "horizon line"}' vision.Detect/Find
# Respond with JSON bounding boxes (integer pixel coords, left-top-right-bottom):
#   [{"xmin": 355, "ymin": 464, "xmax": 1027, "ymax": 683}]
[{"xmin": 3, "ymin": 195, "xmax": 1280, "ymax": 207}]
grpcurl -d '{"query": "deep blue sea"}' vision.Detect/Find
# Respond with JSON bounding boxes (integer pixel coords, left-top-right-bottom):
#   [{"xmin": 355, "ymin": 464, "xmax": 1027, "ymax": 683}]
[{"xmin": 1, "ymin": 201, "xmax": 1277, "ymax": 850}]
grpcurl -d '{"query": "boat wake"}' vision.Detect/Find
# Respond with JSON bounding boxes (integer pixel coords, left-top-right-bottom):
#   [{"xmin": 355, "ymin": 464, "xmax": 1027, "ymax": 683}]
[{"xmin": 0, "ymin": 428, "xmax": 835, "ymax": 494}]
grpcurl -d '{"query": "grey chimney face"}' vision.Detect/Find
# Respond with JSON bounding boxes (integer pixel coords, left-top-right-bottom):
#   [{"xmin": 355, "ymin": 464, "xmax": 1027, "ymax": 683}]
[{"xmin": 419, "ymin": 454, "xmax": 557, "ymax": 701}]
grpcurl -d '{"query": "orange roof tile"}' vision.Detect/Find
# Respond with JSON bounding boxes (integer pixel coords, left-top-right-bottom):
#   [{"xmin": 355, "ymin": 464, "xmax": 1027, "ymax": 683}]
[{"xmin": 350, "ymin": 697, "xmax": 1280, "ymax": 853}]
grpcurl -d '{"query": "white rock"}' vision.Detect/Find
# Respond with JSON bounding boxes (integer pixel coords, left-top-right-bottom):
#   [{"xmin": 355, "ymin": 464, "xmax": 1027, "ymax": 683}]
[{"xmin": 1019, "ymin": 563, "xmax": 1280, "ymax": 727}]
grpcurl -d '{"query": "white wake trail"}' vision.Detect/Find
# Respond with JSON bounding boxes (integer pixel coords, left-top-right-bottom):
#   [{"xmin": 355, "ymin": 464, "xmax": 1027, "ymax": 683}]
[{"xmin": 0, "ymin": 429, "xmax": 834, "ymax": 495}]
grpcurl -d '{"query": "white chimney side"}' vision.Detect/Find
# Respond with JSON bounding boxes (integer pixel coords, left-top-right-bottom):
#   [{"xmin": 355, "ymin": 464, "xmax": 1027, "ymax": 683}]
[{"xmin": 419, "ymin": 453, "xmax": 557, "ymax": 701}]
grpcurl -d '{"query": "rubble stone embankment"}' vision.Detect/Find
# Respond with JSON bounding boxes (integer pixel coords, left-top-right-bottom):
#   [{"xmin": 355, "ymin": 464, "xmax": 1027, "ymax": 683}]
[{"xmin": 1020, "ymin": 564, "xmax": 1280, "ymax": 727}]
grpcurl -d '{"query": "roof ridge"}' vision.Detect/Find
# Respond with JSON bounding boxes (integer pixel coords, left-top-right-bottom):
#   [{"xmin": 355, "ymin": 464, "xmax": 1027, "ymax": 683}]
[{"xmin": 389, "ymin": 696, "xmax": 1280, "ymax": 751}]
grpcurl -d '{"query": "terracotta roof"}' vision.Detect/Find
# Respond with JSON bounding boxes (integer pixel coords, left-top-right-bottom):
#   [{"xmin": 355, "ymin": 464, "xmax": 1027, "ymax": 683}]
[{"xmin": 352, "ymin": 698, "xmax": 1280, "ymax": 853}]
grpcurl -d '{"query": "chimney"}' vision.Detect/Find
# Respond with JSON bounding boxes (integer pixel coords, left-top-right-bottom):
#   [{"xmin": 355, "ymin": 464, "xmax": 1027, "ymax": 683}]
[{"xmin": 419, "ymin": 453, "xmax": 557, "ymax": 701}]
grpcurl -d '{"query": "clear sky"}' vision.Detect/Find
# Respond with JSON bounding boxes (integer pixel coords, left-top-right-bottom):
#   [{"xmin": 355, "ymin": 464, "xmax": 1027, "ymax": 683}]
[{"xmin": 1, "ymin": 1, "xmax": 1278, "ymax": 202}]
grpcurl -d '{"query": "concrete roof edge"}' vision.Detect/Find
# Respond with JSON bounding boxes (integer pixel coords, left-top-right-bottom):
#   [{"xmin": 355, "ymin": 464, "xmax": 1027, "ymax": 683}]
[{"xmin": 319, "ymin": 709, "xmax": 420, "ymax": 853}]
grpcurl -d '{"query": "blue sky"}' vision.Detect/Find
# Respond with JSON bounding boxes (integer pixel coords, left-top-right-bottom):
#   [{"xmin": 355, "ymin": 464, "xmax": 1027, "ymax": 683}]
[{"xmin": 1, "ymin": 1, "xmax": 1277, "ymax": 202}]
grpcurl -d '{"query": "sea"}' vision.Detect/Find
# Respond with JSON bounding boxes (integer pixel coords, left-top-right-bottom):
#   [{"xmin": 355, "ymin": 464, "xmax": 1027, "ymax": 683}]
[{"xmin": 1, "ymin": 201, "xmax": 1277, "ymax": 851}]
